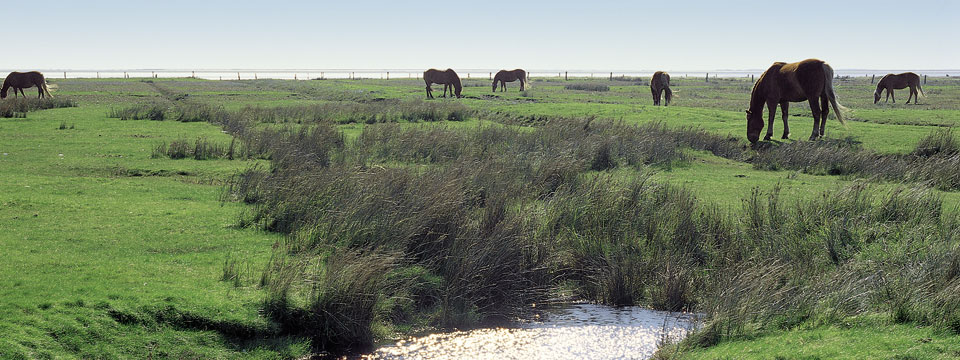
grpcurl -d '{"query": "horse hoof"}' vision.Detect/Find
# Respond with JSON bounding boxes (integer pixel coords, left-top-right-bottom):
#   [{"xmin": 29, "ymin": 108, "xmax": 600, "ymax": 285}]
[
  {"xmin": 763, "ymin": 135, "xmax": 772, "ymax": 141},
  {"xmin": 781, "ymin": 134, "xmax": 789, "ymax": 140}
]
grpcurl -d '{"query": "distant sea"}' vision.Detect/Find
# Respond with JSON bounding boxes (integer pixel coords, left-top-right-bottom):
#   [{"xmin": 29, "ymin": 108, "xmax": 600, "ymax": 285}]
[{"xmin": 3, "ymin": 69, "xmax": 957, "ymax": 80}]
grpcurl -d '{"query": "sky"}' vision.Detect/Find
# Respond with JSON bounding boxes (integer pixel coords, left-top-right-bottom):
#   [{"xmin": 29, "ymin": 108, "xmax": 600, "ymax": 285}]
[{"xmin": 2, "ymin": 0, "xmax": 957, "ymax": 71}]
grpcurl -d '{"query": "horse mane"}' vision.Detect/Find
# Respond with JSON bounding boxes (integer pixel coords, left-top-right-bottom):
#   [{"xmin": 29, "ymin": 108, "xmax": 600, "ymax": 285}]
[{"xmin": 749, "ymin": 63, "xmax": 783, "ymax": 113}]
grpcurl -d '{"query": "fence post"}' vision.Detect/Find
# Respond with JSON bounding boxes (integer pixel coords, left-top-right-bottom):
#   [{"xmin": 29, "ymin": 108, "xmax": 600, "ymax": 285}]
[
  {"xmin": 152, "ymin": 71, "xmax": 155, "ymax": 78},
  {"xmin": 559, "ymin": 72, "xmax": 561, "ymax": 79},
  {"xmin": 871, "ymin": 74, "xmax": 875, "ymax": 84},
  {"xmin": 387, "ymin": 72, "xmax": 389, "ymax": 80},
  {"xmin": 489, "ymin": 72, "xmax": 492, "ymax": 80},
  {"xmin": 294, "ymin": 74, "xmax": 297, "ymax": 80},
  {"xmin": 255, "ymin": 73, "xmax": 258, "ymax": 80},
  {"xmin": 924, "ymin": 75, "xmax": 927, "ymax": 84},
  {"xmin": 192, "ymin": 71, "xmax": 195, "ymax": 78},
  {"xmin": 751, "ymin": 74, "xmax": 754, "ymax": 83},
  {"xmin": 705, "ymin": 73, "xmax": 709, "ymax": 82},
  {"xmin": 565, "ymin": 71, "xmax": 568, "ymax": 81},
  {"xmin": 609, "ymin": 72, "xmax": 613, "ymax": 80},
  {"xmin": 64, "ymin": 72, "xmax": 67, "ymax": 79},
  {"xmin": 321, "ymin": 72, "xmax": 324, "ymax": 79},
  {"xmin": 238, "ymin": 72, "xmax": 241, "ymax": 80},
  {"xmin": 96, "ymin": 72, "xmax": 99, "ymax": 79}
]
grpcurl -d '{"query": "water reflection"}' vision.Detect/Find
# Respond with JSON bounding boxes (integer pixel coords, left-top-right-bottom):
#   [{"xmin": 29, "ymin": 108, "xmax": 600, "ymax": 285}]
[{"xmin": 365, "ymin": 304, "xmax": 700, "ymax": 360}]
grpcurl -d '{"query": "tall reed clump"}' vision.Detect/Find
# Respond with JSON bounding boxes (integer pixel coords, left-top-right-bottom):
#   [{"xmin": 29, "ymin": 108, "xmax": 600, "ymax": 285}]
[{"xmin": 1, "ymin": 97, "xmax": 77, "ymax": 118}]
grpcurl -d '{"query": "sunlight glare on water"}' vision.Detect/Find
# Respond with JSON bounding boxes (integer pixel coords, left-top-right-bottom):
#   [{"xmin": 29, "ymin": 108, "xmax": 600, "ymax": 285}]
[{"xmin": 365, "ymin": 304, "xmax": 700, "ymax": 360}]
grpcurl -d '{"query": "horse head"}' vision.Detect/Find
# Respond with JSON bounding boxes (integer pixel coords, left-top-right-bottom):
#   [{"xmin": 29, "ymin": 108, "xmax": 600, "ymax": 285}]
[
  {"xmin": 873, "ymin": 90, "xmax": 881, "ymax": 104},
  {"xmin": 745, "ymin": 109, "xmax": 763, "ymax": 143},
  {"xmin": 0, "ymin": 88, "xmax": 6, "ymax": 99},
  {"xmin": 492, "ymin": 79, "xmax": 497, "ymax": 92}
]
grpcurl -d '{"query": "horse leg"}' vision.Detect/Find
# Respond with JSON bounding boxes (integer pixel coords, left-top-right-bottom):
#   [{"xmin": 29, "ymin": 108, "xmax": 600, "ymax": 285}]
[
  {"xmin": 426, "ymin": 85, "xmax": 433, "ymax": 99},
  {"xmin": 885, "ymin": 89, "xmax": 890, "ymax": 103},
  {"xmin": 808, "ymin": 98, "xmax": 822, "ymax": 140},
  {"xmin": 819, "ymin": 95, "xmax": 829, "ymax": 137},
  {"xmin": 764, "ymin": 101, "xmax": 777, "ymax": 141},
  {"xmin": 520, "ymin": 79, "xmax": 524, "ymax": 91},
  {"xmin": 891, "ymin": 90, "xmax": 896, "ymax": 103},
  {"xmin": 651, "ymin": 87, "xmax": 659, "ymax": 105},
  {"xmin": 780, "ymin": 101, "xmax": 790, "ymax": 139}
]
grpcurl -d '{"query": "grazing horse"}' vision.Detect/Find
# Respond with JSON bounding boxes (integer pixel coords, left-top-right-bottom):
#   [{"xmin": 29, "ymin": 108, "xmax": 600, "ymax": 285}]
[
  {"xmin": 650, "ymin": 71, "xmax": 672, "ymax": 106},
  {"xmin": 492, "ymin": 69, "xmax": 526, "ymax": 92},
  {"xmin": 874, "ymin": 72, "xmax": 924, "ymax": 104},
  {"xmin": 423, "ymin": 68, "xmax": 463, "ymax": 99},
  {"xmin": 746, "ymin": 59, "xmax": 845, "ymax": 143},
  {"xmin": 1, "ymin": 71, "xmax": 52, "ymax": 99}
]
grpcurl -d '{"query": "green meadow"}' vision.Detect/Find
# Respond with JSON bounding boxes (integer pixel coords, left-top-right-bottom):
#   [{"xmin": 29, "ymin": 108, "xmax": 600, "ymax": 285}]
[{"xmin": 1, "ymin": 75, "xmax": 959, "ymax": 358}]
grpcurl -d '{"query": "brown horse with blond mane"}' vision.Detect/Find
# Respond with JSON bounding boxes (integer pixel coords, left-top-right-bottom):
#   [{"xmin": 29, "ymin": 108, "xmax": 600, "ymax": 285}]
[
  {"xmin": 492, "ymin": 69, "xmax": 526, "ymax": 92},
  {"xmin": 1, "ymin": 71, "xmax": 52, "ymax": 99},
  {"xmin": 746, "ymin": 59, "xmax": 845, "ymax": 143},
  {"xmin": 874, "ymin": 72, "xmax": 924, "ymax": 104},
  {"xmin": 423, "ymin": 68, "xmax": 463, "ymax": 99},
  {"xmin": 650, "ymin": 71, "xmax": 672, "ymax": 106}
]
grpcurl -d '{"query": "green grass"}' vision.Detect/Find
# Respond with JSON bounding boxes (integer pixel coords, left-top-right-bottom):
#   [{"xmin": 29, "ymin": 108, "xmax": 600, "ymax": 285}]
[
  {"xmin": 676, "ymin": 317, "xmax": 960, "ymax": 359},
  {"xmin": 2, "ymin": 76, "xmax": 959, "ymax": 358},
  {"xmin": 0, "ymin": 102, "xmax": 309, "ymax": 358}
]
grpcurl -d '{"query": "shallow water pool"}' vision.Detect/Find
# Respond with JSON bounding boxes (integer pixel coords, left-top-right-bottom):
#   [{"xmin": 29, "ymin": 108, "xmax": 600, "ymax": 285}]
[{"xmin": 365, "ymin": 303, "xmax": 700, "ymax": 360}]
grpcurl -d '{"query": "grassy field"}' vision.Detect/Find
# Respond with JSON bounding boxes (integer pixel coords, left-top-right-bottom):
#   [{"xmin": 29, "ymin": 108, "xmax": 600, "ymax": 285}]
[{"xmin": 1, "ymin": 75, "xmax": 959, "ymax": 358}]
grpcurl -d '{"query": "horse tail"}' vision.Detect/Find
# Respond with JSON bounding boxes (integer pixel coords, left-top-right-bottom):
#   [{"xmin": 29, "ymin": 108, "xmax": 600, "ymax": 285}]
[
  {"xmin": 822, "ymin": 63, "xmax": 845, "ymax": 125},
  {"xmin": 664, "ymin": 87, "xmax": 672, "ymax": 106},
  {"xmin": 42, "ymin": 81, "xmax": 53, "ymax": 98},
  {"xmin": 917, "ymin": 82, "xmax": 925, "ymax": 97}
]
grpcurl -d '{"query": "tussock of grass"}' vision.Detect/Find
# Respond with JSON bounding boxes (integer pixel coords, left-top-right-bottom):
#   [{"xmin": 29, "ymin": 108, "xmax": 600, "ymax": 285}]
[{"xmin": 152, "ymin": 137, "xmax": 235, "ymax": 160}]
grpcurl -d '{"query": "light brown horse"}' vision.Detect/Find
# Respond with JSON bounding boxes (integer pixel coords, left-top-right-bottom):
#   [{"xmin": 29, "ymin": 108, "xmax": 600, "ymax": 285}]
[
  {"xmin": 874, "ymin": 72, "xmax": 924, "ymax": 104},
  {"xmin": 746, "ymin": 59, "xmax": 845, "ymax": 143},
  {"xmin": 423, "ymin": 68, "xmax": 462, "ymax": 99},
  {"xmin": 492, "ymin": 69, "xmax": 526, "ymax": 92},
  {"xmin": 1, "ymin": 71, "xmax": 52, "ymax": 99},
  {"xmin": 650, "ymin": 71, "xmax": 672, "ymax": 106}
]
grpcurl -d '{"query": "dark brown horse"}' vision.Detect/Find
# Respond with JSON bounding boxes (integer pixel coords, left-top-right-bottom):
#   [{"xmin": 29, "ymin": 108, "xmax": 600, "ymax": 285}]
[
  {"xmin": 1, "ymin": 71, "xmax": 52, "ymax": 99},
  {"xmin": 423, "ymin": 68, "xmax": 462, "ymax": 99},
  {"xmin": 492, "ymin": 69, "xmax": 526, "ymax": 92},
  {"xmin": 746, "ymin": 59, "xmax": 845, "ymax": 143},
  {"xmin": 650, "ymin": 71, "xmax": 672, "ymax": 106},
  {"xmin": 874, "ymin": 72, "xmax": 924, "ymax": 104}
]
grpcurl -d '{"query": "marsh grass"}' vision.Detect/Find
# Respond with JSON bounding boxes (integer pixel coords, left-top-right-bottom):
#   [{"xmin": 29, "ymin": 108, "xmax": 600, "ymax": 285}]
[
  {"xmin": 752, "ymin": 135, "xmax": 960, "ymax": 190},
  {"xmin": 0, "ymin": 97, "xmax": 76, "ymax": 118},
  {"xmin": 107, "ymin": 102, "xmax": 168, "ymax": 120},
  {"xmin": 220, "ymin": 110, "xmax": 960, "ymax": 354},
  {"xmin": 234, "ymin": 99, "xmax": 469, "ymax": 125},
  {"xmin": 153, "ymin": 137, "xmax": 232, "ymax": 160},
  {"xmin": 564, "ymin": 83, "xmax": 610, "ymax": 92}
]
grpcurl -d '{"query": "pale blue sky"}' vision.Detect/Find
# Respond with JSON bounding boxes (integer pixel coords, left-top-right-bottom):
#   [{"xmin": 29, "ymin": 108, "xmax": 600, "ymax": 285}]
[{"xmin": 4, "ymin": 0, "xmax": 957, "ymax": 71}]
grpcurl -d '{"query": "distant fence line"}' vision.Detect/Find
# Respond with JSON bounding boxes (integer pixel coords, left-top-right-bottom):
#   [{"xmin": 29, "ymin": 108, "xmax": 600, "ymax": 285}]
[{"xmin": 7, "ymin": 70, "xmax": 953, "ymax": 82}]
